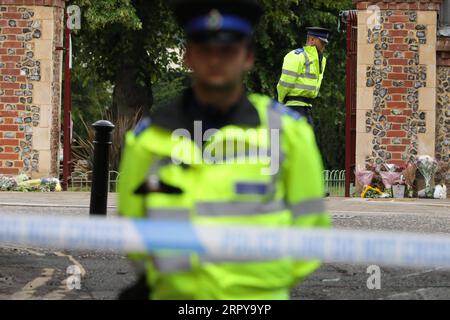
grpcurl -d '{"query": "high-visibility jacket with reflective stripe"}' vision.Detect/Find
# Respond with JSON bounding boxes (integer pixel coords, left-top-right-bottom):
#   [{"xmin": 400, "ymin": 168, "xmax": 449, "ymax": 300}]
[
  {"xmin": 277, "ymin": 46, "xmax": 327, "ymax": 108},
  {"xmin": 118, "ymin": 94, "xmax": 331, "ymax": 300}
]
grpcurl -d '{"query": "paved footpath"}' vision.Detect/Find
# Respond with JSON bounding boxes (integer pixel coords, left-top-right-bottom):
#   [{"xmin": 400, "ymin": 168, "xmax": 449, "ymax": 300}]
[{"xmin": 0, "ymin": 193, "xmax": 449, "ymax": 300}]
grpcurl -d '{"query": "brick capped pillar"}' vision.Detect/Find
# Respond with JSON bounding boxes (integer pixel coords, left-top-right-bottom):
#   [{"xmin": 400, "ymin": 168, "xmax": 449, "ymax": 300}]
[
  {"xmin": 0, "ymin": 0, "xmax": 65, "ymax": 178},
  {"xmin": 354, "ymin": 0, "xmax": 442, "ymax": 168},
  {"xmin": 436, "ymin": 37, "xmax": 450, "ymax": 188}
]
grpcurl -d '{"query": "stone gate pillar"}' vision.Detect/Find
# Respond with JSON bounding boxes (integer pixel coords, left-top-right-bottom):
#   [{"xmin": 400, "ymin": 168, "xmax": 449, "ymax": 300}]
[
  {"xmin": 436, "ymin": 36, "xmax": 450, "ymax": 188},
  {"xmin": 354, "ymin": 0, "xmax": 443, "ymax": 168},
  {"xmin": 0, "ymin": 0, "xmax": 65, "ymax": 178}
]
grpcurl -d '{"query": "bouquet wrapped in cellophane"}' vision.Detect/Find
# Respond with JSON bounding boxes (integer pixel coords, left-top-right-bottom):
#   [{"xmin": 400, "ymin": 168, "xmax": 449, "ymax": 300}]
[
  {"xmin": 401, "ymin": 162, "xmax": 417, "ymax": 197},
  {"xmin": 355, "ymin": 167, "xmax": 375, "ymax": 196},
  {"xmin": 416, "ymin": 155, "xmax": 439, "ymax": 198},
  {"xmin": 355, "ymin": 168, "xmax": 375, "ymax": 187},
  {"xmin": 378, "ymin": 164, "xmax": 402, "ymax": 197}
]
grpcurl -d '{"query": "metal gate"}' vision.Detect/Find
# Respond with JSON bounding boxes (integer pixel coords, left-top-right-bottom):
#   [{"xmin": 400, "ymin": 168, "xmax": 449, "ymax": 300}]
[{"xmin": 343, "ymin": 10, "xmax": 358, "ymax": 197}]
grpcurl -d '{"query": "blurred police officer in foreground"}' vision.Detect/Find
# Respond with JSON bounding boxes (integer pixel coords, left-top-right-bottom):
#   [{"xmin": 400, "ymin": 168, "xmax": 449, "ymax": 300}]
[
  {"xmin": 277, "ymin": 27, "xmax": 330, "ymax": 127},
  {"xmin": 118, "ymin": 0, "xmax": 330, "ymax": 300}
]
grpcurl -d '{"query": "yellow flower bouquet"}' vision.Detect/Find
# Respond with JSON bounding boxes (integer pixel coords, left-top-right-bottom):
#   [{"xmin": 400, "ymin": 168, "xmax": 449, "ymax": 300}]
[{"xmin": 361, "ymin": 186, "xmax": 383, "ymax": 198}]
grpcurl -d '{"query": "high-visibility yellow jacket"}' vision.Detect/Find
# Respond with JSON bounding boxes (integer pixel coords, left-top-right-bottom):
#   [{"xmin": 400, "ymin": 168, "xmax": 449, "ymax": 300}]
[
  {"xmin": 277, "ymin": 46, "xmax": 327, "ymax": 108},
  {"xmin": 118, "ymin": 91, "xmax": 331, "ymax": 300}
]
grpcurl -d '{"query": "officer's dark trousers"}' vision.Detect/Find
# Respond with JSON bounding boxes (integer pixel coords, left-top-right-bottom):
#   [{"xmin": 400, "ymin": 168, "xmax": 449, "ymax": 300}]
[{"xmin": 287, "ymin": 105, "xmax": 329, "ymax": 196}]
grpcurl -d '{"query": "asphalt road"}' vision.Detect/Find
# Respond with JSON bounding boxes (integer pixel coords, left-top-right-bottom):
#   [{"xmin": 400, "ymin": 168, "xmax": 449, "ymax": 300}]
[{"xmin": 1, "ymin": 193, "xmax": 449, "ymax": 300}]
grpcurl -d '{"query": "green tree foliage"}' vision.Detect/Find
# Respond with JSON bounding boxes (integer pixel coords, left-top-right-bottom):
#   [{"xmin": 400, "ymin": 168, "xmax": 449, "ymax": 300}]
[
  {"xmin": 71, "ymin": 65, "xmax": 113, "ymax": 137},
  {"xmin": 70, "ymin": 0, "xmax": 353, "ymax": 169},
  {"xmin": 70, "ymin": 0, "xmax": 183, "ymax": 118},
  {"xmin": 152, "ymin": 72, "xmax": 189, "ymax": 108}
]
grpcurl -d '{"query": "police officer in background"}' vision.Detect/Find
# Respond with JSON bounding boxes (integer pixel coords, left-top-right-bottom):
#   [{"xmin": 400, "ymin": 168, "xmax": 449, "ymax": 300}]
[
  {"xmin": 277, "ymin": 27, "xmax": 330, "ymax": 128},
  {"xmin": 118, "ymin": 0, "xmax": 330, "ymax": 300}
]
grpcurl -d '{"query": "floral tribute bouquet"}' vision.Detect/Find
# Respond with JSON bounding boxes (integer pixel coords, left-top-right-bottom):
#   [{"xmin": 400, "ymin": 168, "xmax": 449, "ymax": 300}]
[
  {"xmin": 0, "ymin": 174, "xmax": 62, "ymax": 192},
  {"xmin": 416, "ymin": 155, "xmax": 439, "ymax": 198},
  {"xmin": 356, "ymin": 165, "xmax": 391, "ymax": 198},
  {"xmin": 361, "ymin": 186, "xmax": 383, "ymax": 198},
  {"xmin": 355, "ymin": 167, "xmax": 375, "ymax": 197},
  {"xmin": 376, "ymin": 164, "xmax": 402, "ymax": 198},
  {"xmin": 355, "ymin": 168, "xmax": 375, "ymax": 188},
  {"xmin": 401, "ymin": 162, "xmax": 417, "ymax": 198},
  {"xmin": 0, "ymin": 175, "xmax": 17, "ymax": 191}
]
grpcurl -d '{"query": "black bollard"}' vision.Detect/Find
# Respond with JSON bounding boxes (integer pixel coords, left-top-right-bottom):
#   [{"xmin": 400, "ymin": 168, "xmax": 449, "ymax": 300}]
[{"xmin": 89, "ymin": 120, "xmax": 115, "ymax": 216}]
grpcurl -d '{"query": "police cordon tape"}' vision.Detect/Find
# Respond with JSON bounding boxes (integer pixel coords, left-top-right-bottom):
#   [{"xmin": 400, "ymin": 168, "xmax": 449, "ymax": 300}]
[{"xmin": 1, "ymin": 214, "xmax": 450, "ymax": 269}]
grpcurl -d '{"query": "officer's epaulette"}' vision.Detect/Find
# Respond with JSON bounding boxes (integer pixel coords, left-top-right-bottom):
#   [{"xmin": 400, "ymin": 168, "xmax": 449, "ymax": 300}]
[
  {"xmin": 133, "ymin": 117, "xmax": 152, "ymax": 136},
  {"xmin": 271, "ymin": 102, "xmax": 302, "ymax": 121},
  {"xmin": 294, "ymin": 48, "xmax": 304, "ymax": 55}
]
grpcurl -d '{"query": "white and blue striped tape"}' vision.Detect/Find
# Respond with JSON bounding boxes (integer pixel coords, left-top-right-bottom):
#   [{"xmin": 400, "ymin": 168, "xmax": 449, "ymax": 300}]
[{"xmin": 1, "ymin": 214, "xmax": 450, "ymax": 269}]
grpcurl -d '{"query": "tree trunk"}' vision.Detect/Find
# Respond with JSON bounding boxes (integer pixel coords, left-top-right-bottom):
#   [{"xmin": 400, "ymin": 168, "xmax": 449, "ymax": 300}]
[{"xmin": 111, "ymin": 63, "xmax": 153, "ymax": 120}]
